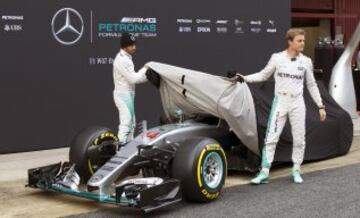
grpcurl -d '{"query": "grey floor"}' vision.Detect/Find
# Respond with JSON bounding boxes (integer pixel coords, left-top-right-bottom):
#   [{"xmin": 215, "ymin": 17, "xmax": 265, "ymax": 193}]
[{"xmin": 65, "ymin": 163, "xmax": 360, "ymax": 218}]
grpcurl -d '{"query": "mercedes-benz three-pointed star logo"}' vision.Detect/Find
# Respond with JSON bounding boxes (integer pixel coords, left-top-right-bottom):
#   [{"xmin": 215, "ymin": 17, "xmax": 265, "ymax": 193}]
[{"xmin": 51, "ymin": 8, "xmax": 84, "ymax": 45}]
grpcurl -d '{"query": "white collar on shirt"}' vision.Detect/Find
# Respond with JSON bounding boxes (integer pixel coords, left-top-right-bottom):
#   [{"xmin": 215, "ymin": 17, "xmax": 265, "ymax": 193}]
[
  {"xmin": 283, "ymin": 50, "xmax": 303, "ymax": 60},
  {"xmin": 120, "ymin": 49, "xmax": 132, "ymax": 60}
]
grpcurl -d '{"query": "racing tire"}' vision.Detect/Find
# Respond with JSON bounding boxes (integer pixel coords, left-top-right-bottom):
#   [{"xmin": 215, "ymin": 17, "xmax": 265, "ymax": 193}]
[
  {"xmin": 69, "ymin": 126, "xmax": 118, "ymax": 182},
  {"xmin": 172, "ymin": 137, "xmax": 227, "ymax": 202}
]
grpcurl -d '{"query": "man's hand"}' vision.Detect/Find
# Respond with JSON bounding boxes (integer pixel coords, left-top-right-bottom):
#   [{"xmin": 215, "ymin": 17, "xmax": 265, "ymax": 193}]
[
  {"xmin": 145, "ymin": 68, "xmax": 161, "ymax": 88},
  {"xmin": 319, "ymin": 108, "xmax": 326, "ymax": 122},
  {"xmin": 226, "ymin": 70, "xmax": 245, "ymax": 83},
  {"xmin": 227, "ymin": 70, "xmax": 237, "ymax": 78},
  {"xmin": 235, "ymin": 74, "xmax": 245, "ymax": 83}
]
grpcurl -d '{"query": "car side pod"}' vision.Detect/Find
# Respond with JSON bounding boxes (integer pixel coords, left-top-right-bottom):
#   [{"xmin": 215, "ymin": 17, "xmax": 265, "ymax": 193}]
[{"xmin": 115, "ymin": 178, "xmax": 182, "ymax": 213}]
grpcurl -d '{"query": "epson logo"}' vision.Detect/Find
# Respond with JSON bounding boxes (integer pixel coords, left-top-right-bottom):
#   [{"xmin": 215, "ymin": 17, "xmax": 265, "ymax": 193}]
[
  {"xmin": 197, "ymin": 27, "xmax": 211, "ymax": 32},
  {"xmin": 196, "ymin": 19, "xmax": 211, "ymax": 24},
  {"xmin": 250, "ymin": 20, "xmax": 262, "ymax": 25},
  {"xmin": 2, "ymin": 15, "xmax": 24, "ymax": 20},
  {"xmin": 121, "ymin": 17, "xmax": 157, "ymax": 23},
  {"xmin": 177, "ymin": 19, "xmax": 193, "ymax": 24}
]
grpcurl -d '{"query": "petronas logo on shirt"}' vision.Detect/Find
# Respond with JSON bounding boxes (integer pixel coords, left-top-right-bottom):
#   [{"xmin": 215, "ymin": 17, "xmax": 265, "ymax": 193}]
[{"xmin": 277, "ymin": 72, "xmax": 303, "ymax": 80}]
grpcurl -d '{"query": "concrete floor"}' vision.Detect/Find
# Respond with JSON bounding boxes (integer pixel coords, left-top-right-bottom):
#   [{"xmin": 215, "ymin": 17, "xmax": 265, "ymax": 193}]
[
  {"xmin": 67, "ymin": 164, "xmax": 360, "ymax": 218},
  {"xmin": 0, "ymin": 119, "xmax": 359, "ymax": 218}
]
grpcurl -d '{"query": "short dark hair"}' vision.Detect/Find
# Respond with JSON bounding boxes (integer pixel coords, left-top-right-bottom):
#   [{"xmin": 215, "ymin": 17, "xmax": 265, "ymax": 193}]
[{"xmin": 120, "ymin": 33, "xmax": 136, "ymax": 48}]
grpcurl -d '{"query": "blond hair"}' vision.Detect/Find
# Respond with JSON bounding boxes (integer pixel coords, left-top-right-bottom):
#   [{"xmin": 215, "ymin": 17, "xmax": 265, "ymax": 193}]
[{"xmin": 286, "ymin": 28, "xmax": 305, "ymax": 41}]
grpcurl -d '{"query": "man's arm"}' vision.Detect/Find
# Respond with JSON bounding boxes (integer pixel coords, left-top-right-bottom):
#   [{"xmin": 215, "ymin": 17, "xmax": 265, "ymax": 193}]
[
  {"xmin": 242, "ymin": 54, "xmax": 277, "ymax": 83},
  {"xmin": 305, "ymin": 58, "xmax": 323, "ymax": 107},
  {"xmin": 114, "ymin": 61, "xmax": 148, "ymax": 84},
  {"xmin": 305, "ymin": 58, "xmax": 326, "ymax": 122}
]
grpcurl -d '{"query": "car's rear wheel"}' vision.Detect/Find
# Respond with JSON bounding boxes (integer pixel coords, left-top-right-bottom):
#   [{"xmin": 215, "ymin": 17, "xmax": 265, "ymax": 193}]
[
  {"xmin": 69, "ymin": 126, "xmax": 118, "ymax": 182},
  {"xmin": 171, "ymin": 137, "xmax": 227, "ymax": 202}
]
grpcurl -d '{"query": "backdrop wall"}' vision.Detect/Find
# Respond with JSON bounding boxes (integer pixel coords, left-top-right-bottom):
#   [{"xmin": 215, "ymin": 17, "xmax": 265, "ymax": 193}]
[{"xmin": 0, "ymin": 0, "xmax": 290, "ymax": 153}]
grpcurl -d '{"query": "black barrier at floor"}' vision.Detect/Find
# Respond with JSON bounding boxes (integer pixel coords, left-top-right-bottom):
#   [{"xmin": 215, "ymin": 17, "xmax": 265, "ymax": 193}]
[{"xmin": 354, "ymin": 69, "xmax": 360, "ymax": 111}]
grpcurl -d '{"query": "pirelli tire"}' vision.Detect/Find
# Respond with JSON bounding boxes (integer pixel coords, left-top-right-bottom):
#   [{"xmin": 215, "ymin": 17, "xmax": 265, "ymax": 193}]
[
  {"xmin": 69, "ymin": 126, "xmax": 119, "ymax": 182},
  {"xmin": 172, "ymin": 137, "xmax": 227, "ymax": 202}
]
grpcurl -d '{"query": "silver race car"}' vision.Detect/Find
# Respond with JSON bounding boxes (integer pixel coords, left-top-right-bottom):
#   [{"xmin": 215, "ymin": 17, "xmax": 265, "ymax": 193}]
[{"xmin": 28, "ymin": 62, "xmax": 260, "ymax": 213}]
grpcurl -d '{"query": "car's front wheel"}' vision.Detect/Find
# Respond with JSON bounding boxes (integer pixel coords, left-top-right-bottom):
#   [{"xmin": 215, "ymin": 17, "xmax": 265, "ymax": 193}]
[
  {"xmin": 69, "ymin": 126, "xmax": 118, "ymax": 182},
  {"xmin": 171, "ymin": 137, "xmax": 227, "ymax": 202}
]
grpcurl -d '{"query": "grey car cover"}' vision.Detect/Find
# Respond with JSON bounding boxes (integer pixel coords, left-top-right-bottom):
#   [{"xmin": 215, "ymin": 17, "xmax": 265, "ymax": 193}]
[
  {"xmin": 146, "ymin": 62, "xmax": 353, "ymax": 163},
  {"xmin": 146, "ymin": 62, "xmax": 260, "ymax": 155}
]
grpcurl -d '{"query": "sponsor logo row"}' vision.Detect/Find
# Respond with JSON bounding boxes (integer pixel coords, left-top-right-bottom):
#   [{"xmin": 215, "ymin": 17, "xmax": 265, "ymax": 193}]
[
  {"xmin": 177, "ymin": 18, "xmax": 277, "ymax": 34},
  {"xmin": 177, "ymin": 18, "xmax": 267, "ymax": 26},
  {"xmin": 1, "ymin": 8, "xmax": 278, "ymax": 46}
]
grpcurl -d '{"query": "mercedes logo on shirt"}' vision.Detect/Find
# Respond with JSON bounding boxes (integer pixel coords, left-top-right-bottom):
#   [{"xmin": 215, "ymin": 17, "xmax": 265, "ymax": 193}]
[{"xmin": 51, "ymin": 8, "xmax": 84, "ymax": 45}]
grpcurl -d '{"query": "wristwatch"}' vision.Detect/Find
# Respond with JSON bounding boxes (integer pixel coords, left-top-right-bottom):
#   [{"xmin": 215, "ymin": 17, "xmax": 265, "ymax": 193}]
[{"xmin": 319, "ymin": 105, "xmax": 325, "ymax": 110}]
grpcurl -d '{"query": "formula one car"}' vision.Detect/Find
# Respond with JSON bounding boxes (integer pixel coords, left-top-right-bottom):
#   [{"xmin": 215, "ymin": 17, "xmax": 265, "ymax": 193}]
[
  {"xmin": 28, "ymin": 119, "xmax": 258, "ymax": 212},
  {"xmin": 27, "ymin": 62, "xmax": 353, "ymax": 212},
  {"xmin": 27, "ymin": 62, "xmax": 260, "ymax": 212}
]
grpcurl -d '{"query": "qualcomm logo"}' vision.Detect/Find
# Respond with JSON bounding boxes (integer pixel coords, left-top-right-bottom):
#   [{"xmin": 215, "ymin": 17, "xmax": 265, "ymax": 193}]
[
  {"xmin": 216, "ymin": 20, "xmax": 229, "ymax": 25},
  {"xmin": 51, "ymin": 8, "xmax": 84, "ymax": 45}
]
